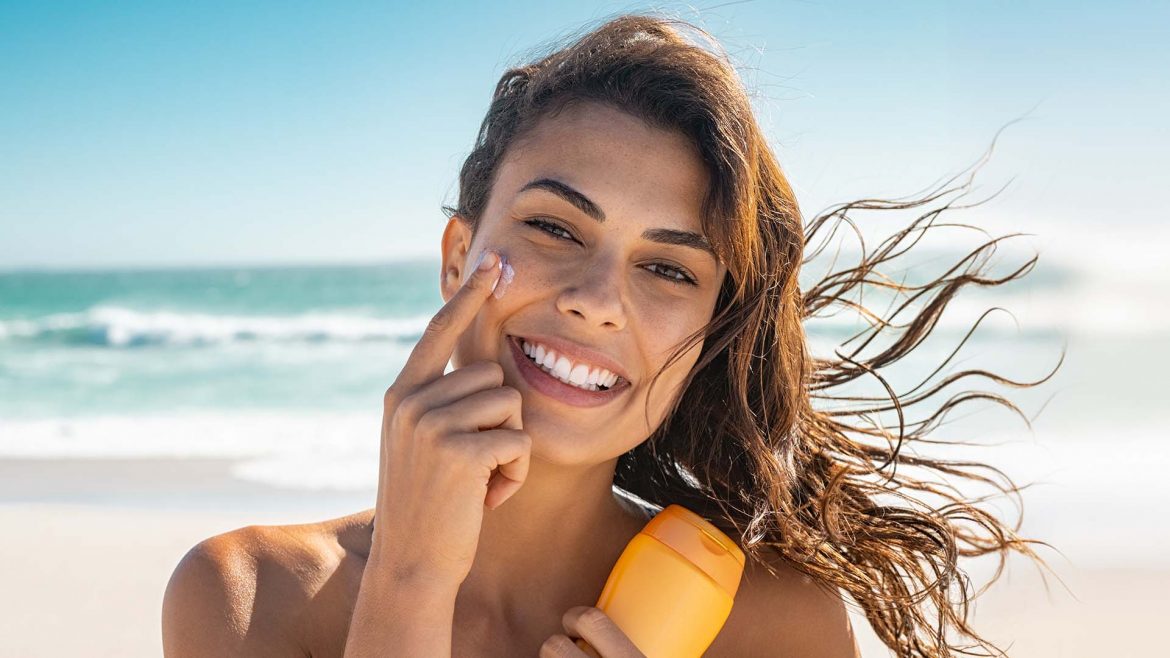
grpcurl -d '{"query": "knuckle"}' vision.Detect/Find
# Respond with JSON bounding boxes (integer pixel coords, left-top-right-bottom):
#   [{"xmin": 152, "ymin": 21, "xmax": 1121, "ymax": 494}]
[
  {"xmin": 414, "ymin": 408, "xmax": 444, "ymax": 441},
  {"xmin": 425, "ymin": 311, "xmax": 452, "ymax": 336},
  {"xmin": 382, "ymin": 384, "xmax": 400, "ymax": 408},
  {"xmin": 479, "ymin": 360, "xmax": 504, "ymax": 382},
  {"xmin": 395, "ymin": 393, "xmax": 424, "ymax": 425},
  {"xmin": 539, "ymin": 634, "xmax": 574, "ymax": 657},
  {"xmin": 463, "ymin": 359, "xmax": 503, "ymax": 384},
  {"xmin": 470, "ymin": 440, "xmax": 495, "ymax": 465},
  {"xmin": 502, "ymin": 385, "xmax": 522, "ymax": 405}
]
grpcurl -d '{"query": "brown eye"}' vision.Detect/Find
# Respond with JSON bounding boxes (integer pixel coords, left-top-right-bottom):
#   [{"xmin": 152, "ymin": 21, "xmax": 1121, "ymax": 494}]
[
  {"xmin": 645, "ymin": 262, "xmax": 698, "ymax": 286},
  {"xmin": 524, "ymin": 218, "xmax": 577, "ymax": 242}
]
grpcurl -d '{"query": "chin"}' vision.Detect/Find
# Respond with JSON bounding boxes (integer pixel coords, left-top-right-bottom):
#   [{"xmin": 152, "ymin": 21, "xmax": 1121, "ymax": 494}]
[{"xmin": 529, "ymin": 423, "xmax": 597, "ymax": 464}]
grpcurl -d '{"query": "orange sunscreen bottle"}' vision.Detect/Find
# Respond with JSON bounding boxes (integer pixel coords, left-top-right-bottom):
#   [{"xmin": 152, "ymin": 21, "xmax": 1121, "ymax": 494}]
[{"xmin": 575, "ymin": 504, "xmax": 745, "ymax": 658}]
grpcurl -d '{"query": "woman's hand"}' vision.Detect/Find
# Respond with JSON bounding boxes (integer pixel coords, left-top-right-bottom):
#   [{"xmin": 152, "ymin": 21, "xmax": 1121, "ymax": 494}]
[
  {"xmin": 372, "ymin": 249, "xmax": 532, "ymax": 589},
  {"xmin": 540, "ymin": 607, "xmax": 647, "ymax": 658}
]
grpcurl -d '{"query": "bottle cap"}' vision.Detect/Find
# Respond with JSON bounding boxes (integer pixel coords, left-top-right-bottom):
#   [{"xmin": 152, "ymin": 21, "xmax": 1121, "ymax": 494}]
[{"xmin": 641, "ymin": 504, "xmax": 746, "ymax": 597}]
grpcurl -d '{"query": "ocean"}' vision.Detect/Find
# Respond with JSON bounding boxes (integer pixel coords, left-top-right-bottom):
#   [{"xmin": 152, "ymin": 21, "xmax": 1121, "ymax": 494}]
[{"xmin": 2, "ymin": 242, "xmax": 1167, "ymax": 566}]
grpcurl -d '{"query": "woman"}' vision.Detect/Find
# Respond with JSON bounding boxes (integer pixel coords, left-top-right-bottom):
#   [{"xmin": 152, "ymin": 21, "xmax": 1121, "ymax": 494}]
[{"xmin": 162, "ymin": 14, "xmax": 1055, "ymax": 658}]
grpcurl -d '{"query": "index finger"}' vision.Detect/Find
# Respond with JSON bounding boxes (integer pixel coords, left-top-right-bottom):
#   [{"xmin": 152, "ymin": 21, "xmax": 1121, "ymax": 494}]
[{"xmin": 396, "ymin": 249, "xmax": 501, "ymax": 389}]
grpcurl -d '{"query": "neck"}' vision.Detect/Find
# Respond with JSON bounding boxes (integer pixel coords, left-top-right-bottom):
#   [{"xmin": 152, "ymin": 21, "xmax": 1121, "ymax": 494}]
[
  {"xmin": 367, "ymin": 454, "xmax": 647, "ymax": 629},
  {"xmin": 460, "ymin": 454, "xmax": 642, "ymax": 621}
]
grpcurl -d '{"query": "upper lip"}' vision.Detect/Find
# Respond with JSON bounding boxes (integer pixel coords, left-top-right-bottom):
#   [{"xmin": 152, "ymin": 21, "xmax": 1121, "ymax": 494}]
[{"xmin": 511, "ymin": 333, "xmax": 633, "ymax": 385}]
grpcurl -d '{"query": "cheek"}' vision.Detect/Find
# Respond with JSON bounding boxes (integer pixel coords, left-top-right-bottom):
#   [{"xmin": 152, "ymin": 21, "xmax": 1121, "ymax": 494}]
[
  {"xmin": 498, "ymin": 247, "xmax": 561, "ymax": 293},
  {"xmin": 637, "ymin": 313, "xmax": 707, "ymax": 414},
  {"xmin": 646, "ymin": 329, "xmax": 704, "ymax": 388}
]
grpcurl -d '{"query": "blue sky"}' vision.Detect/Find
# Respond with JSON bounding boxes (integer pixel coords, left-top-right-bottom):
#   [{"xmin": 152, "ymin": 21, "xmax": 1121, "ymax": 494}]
[{"xmin": 1, "ymin": 0, "xmax": 1165, "ymax": 269}]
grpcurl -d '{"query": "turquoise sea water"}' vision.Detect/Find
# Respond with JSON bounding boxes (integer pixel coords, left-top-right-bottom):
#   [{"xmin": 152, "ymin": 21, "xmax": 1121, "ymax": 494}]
[
  {"xmin": 0, "ymin": 260, "xmax": 440, "ymax": 417},
  {"xmin": 0, "ymin": 252, "xmax": 1085, "ymax": 419}
]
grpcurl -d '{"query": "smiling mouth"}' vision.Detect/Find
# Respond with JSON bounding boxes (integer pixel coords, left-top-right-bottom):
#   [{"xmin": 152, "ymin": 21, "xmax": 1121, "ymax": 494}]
[{"xmin": 507, "ymin": 332, "xmax": 627, "ymax": 388}]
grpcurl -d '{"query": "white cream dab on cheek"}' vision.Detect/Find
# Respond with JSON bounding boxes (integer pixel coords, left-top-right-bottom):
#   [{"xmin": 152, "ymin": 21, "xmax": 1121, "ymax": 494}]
[{"xmin": 491, "ymin": 253, "xmax": 515, "ymax": 299}]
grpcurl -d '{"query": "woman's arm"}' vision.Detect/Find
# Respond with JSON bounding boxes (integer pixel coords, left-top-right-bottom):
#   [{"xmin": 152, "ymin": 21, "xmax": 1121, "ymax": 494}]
[{"xmin": 342, "ymin": 552, "xmax": 460, "ymax": 658}]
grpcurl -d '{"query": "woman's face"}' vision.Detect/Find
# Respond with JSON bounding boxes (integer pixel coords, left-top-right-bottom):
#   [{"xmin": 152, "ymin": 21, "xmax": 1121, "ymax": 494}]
[{"xmin": 440, "ymin": 100, "xmax": 727, "ymax": 465}]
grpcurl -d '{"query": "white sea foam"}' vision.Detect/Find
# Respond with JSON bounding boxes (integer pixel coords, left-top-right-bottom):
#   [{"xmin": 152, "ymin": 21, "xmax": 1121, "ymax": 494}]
[{"xmin": 0, "ymin": 306, "xmax": 433, "ymax": 347}]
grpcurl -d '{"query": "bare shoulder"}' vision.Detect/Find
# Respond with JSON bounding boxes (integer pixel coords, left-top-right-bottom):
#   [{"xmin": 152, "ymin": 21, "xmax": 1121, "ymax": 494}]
[
  {"xmin": 162, "ymin": 511, "xmax": 369, "ymax": 657},
  {"xmin": 705, "ymin": 555, "xmax": 860, "ymax": 658}
]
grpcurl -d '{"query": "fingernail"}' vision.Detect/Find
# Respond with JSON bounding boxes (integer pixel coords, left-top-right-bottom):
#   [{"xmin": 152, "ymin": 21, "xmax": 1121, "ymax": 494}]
[
  {"xmin": 491, "ymin": 254, "xmax": 514, "ymax": 299},
  {"xmin": 476, "ymin": 250, "xmax": 498, "ymax": 272}
]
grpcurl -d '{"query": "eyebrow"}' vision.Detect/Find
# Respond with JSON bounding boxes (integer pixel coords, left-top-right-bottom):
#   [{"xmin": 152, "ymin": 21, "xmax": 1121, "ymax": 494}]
[{"xmin": 517, "ymin": 177, "xmax": 716, "ymax": 258}]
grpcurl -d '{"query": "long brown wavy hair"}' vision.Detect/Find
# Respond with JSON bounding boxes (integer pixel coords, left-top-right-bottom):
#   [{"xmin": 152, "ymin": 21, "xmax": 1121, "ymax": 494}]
[{"xmin": 441, "ymin": 13, "xmax": 1061, "ymax": 658}]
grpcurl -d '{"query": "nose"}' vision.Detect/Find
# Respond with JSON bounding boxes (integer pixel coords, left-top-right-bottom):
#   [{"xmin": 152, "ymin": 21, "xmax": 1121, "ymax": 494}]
[{"xmin": 555, "ymin": 255, "xmax": 628, "ymax": 331}]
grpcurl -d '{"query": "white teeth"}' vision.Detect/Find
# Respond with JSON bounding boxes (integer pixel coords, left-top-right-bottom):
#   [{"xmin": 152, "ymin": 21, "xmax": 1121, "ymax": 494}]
[
  {"xmin": 553, "ymin": 355, "xmax": 572, "ymax": 380},
  {"xmin": 520, "ymin": 338, "xmax": 624, "ymax": 392},
  {"xmin": 568, "ymin": 363, "xmax": 590, "ymax": 385}
]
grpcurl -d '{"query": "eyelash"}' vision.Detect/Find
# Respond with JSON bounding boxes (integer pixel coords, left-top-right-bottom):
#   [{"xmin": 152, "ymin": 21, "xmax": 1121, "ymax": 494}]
[{"xmin": 523, "ymin": 218, "xmax": 698, "ymax": 286}]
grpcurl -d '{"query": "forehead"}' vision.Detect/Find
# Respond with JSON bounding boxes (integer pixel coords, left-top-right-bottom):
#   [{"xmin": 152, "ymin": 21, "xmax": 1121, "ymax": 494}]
[{"xmin": 490, "ymin": 101, "xmax": 709, "ymax": 233}]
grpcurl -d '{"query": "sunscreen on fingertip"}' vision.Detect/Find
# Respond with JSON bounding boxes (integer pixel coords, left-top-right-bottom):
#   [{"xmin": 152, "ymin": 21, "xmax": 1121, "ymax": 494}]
[
  {"xmin": 491, "ymin": 253, "xmax": 514, "ymax": 299},
  {"xmin": 575, "ymin": 504, "xmax": 745, "ymax": 658}
]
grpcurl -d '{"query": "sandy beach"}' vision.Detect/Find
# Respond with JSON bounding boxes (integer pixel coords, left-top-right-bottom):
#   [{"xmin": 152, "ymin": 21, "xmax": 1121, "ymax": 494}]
[{"xmin": 2, "ymin": 456, "xmax": 1164, "ymax": 657}]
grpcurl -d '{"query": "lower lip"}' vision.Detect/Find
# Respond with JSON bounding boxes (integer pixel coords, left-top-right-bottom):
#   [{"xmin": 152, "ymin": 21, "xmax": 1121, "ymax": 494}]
[{"xmin": 507, "ymin": 335, "xmax": 630, "ymax": 408}]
